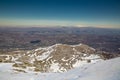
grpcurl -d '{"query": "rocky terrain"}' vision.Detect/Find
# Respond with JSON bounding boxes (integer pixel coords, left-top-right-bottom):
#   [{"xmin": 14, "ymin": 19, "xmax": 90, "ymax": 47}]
[
  {"xmin": 0, "ymin": 53, "xmax": 120, "ymax": 80},
  {"xmin": 0, "ymin": 43, "xmax": 118, "ymax": 73}
]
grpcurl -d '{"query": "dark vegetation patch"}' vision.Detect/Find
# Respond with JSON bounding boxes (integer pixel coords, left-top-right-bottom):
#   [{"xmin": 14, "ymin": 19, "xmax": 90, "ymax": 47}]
[{"xmin": 30, "ymin": 40, "xmax": 41, "ymax": 44}]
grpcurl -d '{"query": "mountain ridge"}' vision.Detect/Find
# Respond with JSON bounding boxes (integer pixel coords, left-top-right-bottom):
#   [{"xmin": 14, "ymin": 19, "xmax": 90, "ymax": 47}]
[{"xmin": 0, "ymin": 43, "xmax": 117, "ymax": 73}]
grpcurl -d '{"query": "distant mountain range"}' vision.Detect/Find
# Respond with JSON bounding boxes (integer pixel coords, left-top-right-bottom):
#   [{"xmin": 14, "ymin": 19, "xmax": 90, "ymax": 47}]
[{"xmin": 0, "ymin": 27, "xmax": 120, "ymax": 35}]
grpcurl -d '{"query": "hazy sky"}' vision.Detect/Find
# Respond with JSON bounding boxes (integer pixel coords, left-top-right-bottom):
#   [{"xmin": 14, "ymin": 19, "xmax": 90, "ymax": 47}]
[{"xmin": 0, "ymin": 0, "xmax": 120, "ymax": 28}]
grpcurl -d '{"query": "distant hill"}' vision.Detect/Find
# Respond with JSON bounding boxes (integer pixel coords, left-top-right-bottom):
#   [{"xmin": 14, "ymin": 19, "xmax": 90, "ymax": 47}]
[{"xmin": 0, "ymin": 27, "xmax": 120, "ymax": 35}]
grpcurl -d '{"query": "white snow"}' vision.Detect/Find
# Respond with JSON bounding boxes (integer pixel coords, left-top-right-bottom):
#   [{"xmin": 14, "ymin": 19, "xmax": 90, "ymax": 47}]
[
  {"xmin": 82, "ymin": 54, "xmax": 101, "ymax": 60},
  {"xmin": 61, "ymin": 57, "xmax": 69, "ymax": 61},
  {"xmin": 73, "ymin": 60, "xmax": 87, "ymax": 67},
  {"xmin": 50, "ymin": 62, "xmax": 60, "ymax": 72},
  {"xmin": 32, "ymin": 44, "xmax": 58, "ymax": 61},
  {"xmin": 0, "ymin": 63, "xmax": 13, "ymax": 72},
  {"xmin": 71, "ymin": 43, "xmax": 82, "ymax": 47},
  {"xmin": 0, "ymin": 57, "xmax": 120, "ymax": 80},
  {"xmin": 36, "ymin": 50, "xmax": 53, "ymax": 60}
]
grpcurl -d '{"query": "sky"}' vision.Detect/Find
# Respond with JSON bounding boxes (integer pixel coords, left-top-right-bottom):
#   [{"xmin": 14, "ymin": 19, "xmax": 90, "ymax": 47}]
[{"xmin": 0, "ymin": 0, "xmax": 120, "ymax": 28}]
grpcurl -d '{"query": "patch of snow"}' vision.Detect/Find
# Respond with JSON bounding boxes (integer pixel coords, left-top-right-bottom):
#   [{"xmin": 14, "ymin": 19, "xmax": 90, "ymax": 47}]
[
  {"xmin": 73, "ymin": 60, "xmax": 87, "ymax": 68},
  {"xmin": 36, "ymin": 47, "xmax": 54, "ymax": 60},
  {"xmin": 71, "ymin": 43, "xmax": 82, "ymax": 47},
  {"xmin": 61, "ymin": 57, "xmax": 68, "ymax": 61},
  {"xmin": 50, "ymin": 62, "xmax": 60, "ymax": 72},
  {"xmin": 82, "ymin": 54, "xmax": 101, "ymax": 60},
  {"xmin": 5, "ymin": 55, "xmax": 10, "ymax": 60},
  {"xmin": 29, "ymin": 58, "xmax": 35, "ymax": 64},
  {"xmin": 46, "ymin": 56, "xmax": 53, "ymax": 61},
  {"xmin": 34, "ymin": 47, "xmax": 43, "ymax": 52}
]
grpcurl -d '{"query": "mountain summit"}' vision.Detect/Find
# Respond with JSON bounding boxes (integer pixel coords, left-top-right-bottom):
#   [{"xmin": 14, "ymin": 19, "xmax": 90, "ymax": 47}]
[{"xmin": 0, "ymin": 43, "xmax": 115, "ymax": 72}]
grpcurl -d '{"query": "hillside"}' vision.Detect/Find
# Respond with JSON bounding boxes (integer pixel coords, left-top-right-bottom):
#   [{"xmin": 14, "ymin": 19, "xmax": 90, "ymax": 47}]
[{"xmin": 0, "ymin": 56, "xmax": 120, "ymax": 80}]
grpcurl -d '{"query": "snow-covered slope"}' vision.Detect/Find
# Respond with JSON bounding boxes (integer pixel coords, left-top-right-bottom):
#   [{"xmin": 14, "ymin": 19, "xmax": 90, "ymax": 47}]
[
  {"xmin": 58, "ymin": 57, "xmax": 120, "ymax": 80},
  {"xmin": 0, "ymin": 43, "xmax": 105, "ymax": 72},
  {"xmin": 0, "ymin": 57, "xmax": 120, "ymax": 80}
]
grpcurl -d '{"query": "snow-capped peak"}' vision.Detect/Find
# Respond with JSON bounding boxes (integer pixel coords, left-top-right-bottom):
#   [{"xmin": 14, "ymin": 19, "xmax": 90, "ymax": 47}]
[{"xmin": 0, "ymin": 43, "xmax": 112, "ymax": 73}]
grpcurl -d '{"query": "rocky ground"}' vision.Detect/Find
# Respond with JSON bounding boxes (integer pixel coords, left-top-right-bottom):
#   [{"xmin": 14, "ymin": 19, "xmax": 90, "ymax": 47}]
[{"xmin": 0, "ymin": 43, "xmax": 119, "ymax": 73}]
